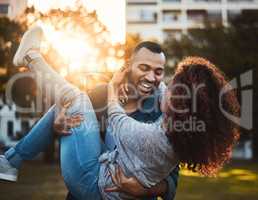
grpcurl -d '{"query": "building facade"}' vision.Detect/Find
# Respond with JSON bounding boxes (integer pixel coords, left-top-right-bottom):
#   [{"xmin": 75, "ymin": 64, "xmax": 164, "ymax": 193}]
[
  {"xmin": 0, "ymin": 101, "xmax": 38, "ymax": 147},
  {"xmin": 126, "ymin": 0, "xmax": 258, "ymax": 41},
  {"xmin": 0, "ymin": 0, "xmax": 27, "ymax": 19},
  {"xmin": 0, "ymin": 0, "xmax": 9, "ymax": 17}
]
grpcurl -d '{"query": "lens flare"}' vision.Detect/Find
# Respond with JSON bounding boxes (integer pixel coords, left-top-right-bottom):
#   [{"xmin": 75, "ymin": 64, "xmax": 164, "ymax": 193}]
[
  {"xmin": 22, "ymin": 0, "xmax": 125, "ymax": 79},
  {"xmin": 39, "ymin": 22, "xmax": 100, "ymax": 72}
]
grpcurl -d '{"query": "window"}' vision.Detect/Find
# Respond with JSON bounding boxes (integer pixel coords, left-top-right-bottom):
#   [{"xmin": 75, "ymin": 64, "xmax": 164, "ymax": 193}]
[
  {"xmin": 21, "ymin": 121, "xmax": 30, "ymax": 135},
  {"xmin": 140, "ymin": 10, "xmax": 157, "ymax": 22},
  {"xmin": 228, "ymin": 0, "xmax": 254, "ymax": 2},
  {"xmin": 163, "ymin": 10, "xmax": 182, "ymax": 23},
  {"xmin": 162, "ymin": 0, "xmax": 181, "ymax": 2},
  {"xmin": 192, "ymin": 0, "xmax": 221, "ymax": 2},
  {"xmin": 127, "ymin": 8, "xmax": 157, "ymax": 23},
  {"xmin": 187, "ymin": 10, "xmax": 208, "ymax": 24},
  {"xmin": 163, "ymin": 29, "xmax": 182, "ymax": 40},
  {"xmin": 127, "ymin": 0, "xmax": 157, "ymax": 5},
  {"xmin": 207, "ymin": 10, "xmax": 222, "ymax": 24},
  {"xmin": 228, "ymin": 9, "xmax": 241, "ymax": 23},
  {"xmin": 0, "ymin": 4, "xmax": 9, "ymax": 14},
  {"xmin": 7, "ymin": 121, "xmax": 14, "ymax": 138}
]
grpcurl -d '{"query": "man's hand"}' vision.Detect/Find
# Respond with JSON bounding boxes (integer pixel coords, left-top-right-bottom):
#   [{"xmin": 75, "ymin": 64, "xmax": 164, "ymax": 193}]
[
  {"xmin": 105, "ymin": 165, "xmax": 168, "ymax": 198},
  {"xmin": 104, "ymin": 165, "xmax": 147, "ymax": 197},
  {"xmin": 54, "ymin": 102, "xmax": 84, "ymax": 136}
]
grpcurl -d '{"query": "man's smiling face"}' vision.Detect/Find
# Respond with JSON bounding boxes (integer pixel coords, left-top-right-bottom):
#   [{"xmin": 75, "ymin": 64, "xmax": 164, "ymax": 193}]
[{"xmin": 128, "ymin": 47, "xmax": 166, "ymax": 98}]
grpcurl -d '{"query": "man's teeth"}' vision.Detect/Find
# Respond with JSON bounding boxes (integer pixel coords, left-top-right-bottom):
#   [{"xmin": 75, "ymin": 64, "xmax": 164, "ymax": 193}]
[{"xmin": 141, "ymin": 83, "xmax": 152, "ymax": 89}]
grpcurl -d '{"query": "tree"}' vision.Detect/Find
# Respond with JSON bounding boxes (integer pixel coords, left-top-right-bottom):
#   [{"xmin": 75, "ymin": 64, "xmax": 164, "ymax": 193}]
[
  {"xmin": 163, "ymin": 10, "xmax": 258, "ymax": 161},
  {"xmin": 0, "ymin": 17, "xmax": 26, "ymax": 92},
  {"xmin": 12, "ymin": 5, "xmax": 125, "ymax": 163},
  {"xmin": 124, "ymin": 33, "xmax": 142, "ymax": 60}
]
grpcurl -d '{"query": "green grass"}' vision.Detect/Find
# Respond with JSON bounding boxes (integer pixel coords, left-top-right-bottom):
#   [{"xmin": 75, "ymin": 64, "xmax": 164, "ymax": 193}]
[
  {"xmin": 0, "ymin": 161, "xmax": 257, "ymax": 200},
  {"xmin": 175, "ymin": 161, "xmax": 258, "ymax": 200},
  {"xmin": 0, "ymin": 161, "xmax": 67, "ymax": 200}
]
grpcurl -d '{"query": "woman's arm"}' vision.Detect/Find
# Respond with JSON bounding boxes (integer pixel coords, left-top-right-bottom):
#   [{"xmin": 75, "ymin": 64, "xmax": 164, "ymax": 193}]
[
  {"xmin": 108, "ymin": 83, "xmax": 157, "ymax": 137},
  {"xmin": 107, "ymin": 69, "xmax": 176, "ymax": 199}
]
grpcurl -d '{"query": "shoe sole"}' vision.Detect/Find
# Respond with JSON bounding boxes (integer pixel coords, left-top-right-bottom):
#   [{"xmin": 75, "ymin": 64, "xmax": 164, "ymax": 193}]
[{"xmin": 0, "ymin": 173, "xmax": 17, "ymax": 182}]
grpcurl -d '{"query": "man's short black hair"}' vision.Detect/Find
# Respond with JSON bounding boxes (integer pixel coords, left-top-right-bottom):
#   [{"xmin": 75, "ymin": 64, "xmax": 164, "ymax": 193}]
[{"xmin": 133, "ymin": 41, "xmax": 165, "ymax": 55}]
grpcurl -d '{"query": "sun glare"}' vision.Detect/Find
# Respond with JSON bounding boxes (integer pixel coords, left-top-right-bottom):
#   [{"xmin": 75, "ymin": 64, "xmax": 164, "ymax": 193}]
[
  {"xmin": 27, "ymin": 0, "xmax": 126, "ymax": 44},
  {"xmin": 39, "ymin": 22, "xmax": 100, "ymax": 72},
  {"xmin": 24, "ymin": 0, "xmax": 125, "ymax": 77}
]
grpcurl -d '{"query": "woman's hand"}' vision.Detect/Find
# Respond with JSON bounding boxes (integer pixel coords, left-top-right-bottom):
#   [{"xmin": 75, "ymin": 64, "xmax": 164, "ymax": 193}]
[
  {"xmin": 108, "ymin": 66, "xmax": 130, "ymax": 104},
  {"xmin": 54, "ymin": 102, "xmax": 84, "ymax": 135},
  {"xmin": 104, "ymin": 165, "xmax": 147, "ymax": 197},
  {"xmin": 110, "ymin": 66, "xmax": 130, "ymax": 88}
]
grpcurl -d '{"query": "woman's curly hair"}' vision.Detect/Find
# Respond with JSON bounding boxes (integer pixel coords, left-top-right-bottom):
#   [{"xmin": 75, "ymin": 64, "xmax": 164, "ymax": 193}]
[{"xmin": 164, "ymin": 57, "xmax": 240, "ymax": 176}]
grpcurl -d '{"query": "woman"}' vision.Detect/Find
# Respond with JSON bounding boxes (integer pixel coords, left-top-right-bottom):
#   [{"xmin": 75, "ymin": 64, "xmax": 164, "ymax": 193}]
[{"xmin": 0, "ymin": 26, "xmax": 240, "ymax": 199}]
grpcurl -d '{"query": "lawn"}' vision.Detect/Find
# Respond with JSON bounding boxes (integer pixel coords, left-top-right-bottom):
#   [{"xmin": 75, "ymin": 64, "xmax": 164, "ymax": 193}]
[
  {"xmin": 175, "ymin": 161, "xmax": 258, "ymax": 200},
  {"xmin": 0, "ymin": 161, "xmax": 67, "ymax": 200},
  {"xmin": 0, "ymin": 161, "xmax": 257, "ymax": 200}
]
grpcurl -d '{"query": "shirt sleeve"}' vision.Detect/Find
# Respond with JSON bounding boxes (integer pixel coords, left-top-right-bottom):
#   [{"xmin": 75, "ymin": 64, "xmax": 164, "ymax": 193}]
[{"xmin": 108, "ymin": 102, "xmax": 160, "ymax": 138}]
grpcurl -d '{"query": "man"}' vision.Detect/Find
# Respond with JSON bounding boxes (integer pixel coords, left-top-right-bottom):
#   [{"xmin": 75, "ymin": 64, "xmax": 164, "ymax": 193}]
[
  {"xmin": 0, "ymin": 29, "xmax": 179, "ymax": 199},
  {"xmin": 57, "ymin": 41, "xmax": 179, "ymax": 200}
]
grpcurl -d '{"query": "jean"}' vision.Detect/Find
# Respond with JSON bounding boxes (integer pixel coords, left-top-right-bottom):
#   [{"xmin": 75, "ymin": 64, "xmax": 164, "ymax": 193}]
[
  {"xmin": 5, "ymin": 93, "xmax": 105, "ymax": 200},
  {"xmin": 5, "ymin": 55, "xmax": 178, "ymax": 200}
]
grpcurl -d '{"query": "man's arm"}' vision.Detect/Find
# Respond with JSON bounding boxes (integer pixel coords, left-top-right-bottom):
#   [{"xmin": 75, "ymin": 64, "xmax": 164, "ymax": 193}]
[
  {"xmin": 105, "ymin": 164, "xmax": 179, "ymax": 199},
  {"xmin": 161, "ymin": 165, "xmax": 180, "ymax": 200},
  {"xmin": 131, "ymin": 166, "xmax": 179, "ymax": 199}
]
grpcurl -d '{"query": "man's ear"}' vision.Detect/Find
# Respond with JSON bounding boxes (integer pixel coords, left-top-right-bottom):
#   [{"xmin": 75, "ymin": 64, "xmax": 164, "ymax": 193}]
[{"xmin": 125, "ymin": 59, "xmax": 131, "ymax": 69}]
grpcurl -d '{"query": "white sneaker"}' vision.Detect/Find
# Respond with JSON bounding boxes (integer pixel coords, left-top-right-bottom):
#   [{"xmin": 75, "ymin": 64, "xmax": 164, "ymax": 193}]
[
  {"xmin": 13, "ymin": 26, "xmax": 44, "ymax": 66},
  {"xmin": 0, "ymin": 155, "xmax": 18, "ymax": 182}
]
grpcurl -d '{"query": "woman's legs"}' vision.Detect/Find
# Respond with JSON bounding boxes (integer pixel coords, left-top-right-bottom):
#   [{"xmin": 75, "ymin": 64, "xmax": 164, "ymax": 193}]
[
  {"xmin": 6, "ymin": 26, "xmax": 103, "ymax": 199},
  {"xmin": 3, "ymin": 90, "xmax": 104, "ymax": 199},
  {"xmin": 13, "ymin": 25, "xmax": 80, "ymax": 105},
  {"xmin": 60, "ymin": 94, "xmax": 103, "ymax": 200},
  {"xmin": 4, "ymin": 25, "xmax": 81, "ymax": 170},
  {"xmin": 4, "ymin": 35, "xmax": 80, "ymax": 169},
  {"xmin": 4, "ymin": 66, "xmax": 103, "ymax": 199},
  {"xmin": 27, "ymin": 55, "xmax": 81, "ymax": 105},
  {"xmin": 5, "ymin": 105, "xmax": 56, "ymax": 169},
  {"xmin": 21, "ymin": 29, "xmax": 104, "ymax": 198},
  {"xmin": 3, "ymin": 92, "xmax": 104, "ymax": 200},
  {"xmin": 0, "ymin": 105, "xmax": 57, "ymax": 181}
]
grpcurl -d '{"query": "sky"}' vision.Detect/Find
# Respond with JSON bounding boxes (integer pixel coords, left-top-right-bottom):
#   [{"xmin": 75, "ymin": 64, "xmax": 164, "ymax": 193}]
[{"xmin": 27, "ymin": 0, "xmax": 126, "ymax": 44}]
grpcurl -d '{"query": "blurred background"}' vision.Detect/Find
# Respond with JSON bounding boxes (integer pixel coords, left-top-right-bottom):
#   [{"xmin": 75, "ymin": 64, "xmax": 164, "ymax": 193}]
[{"xmin": 0, "ymin": 0, "xmax": 257, "ymax": 199}]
